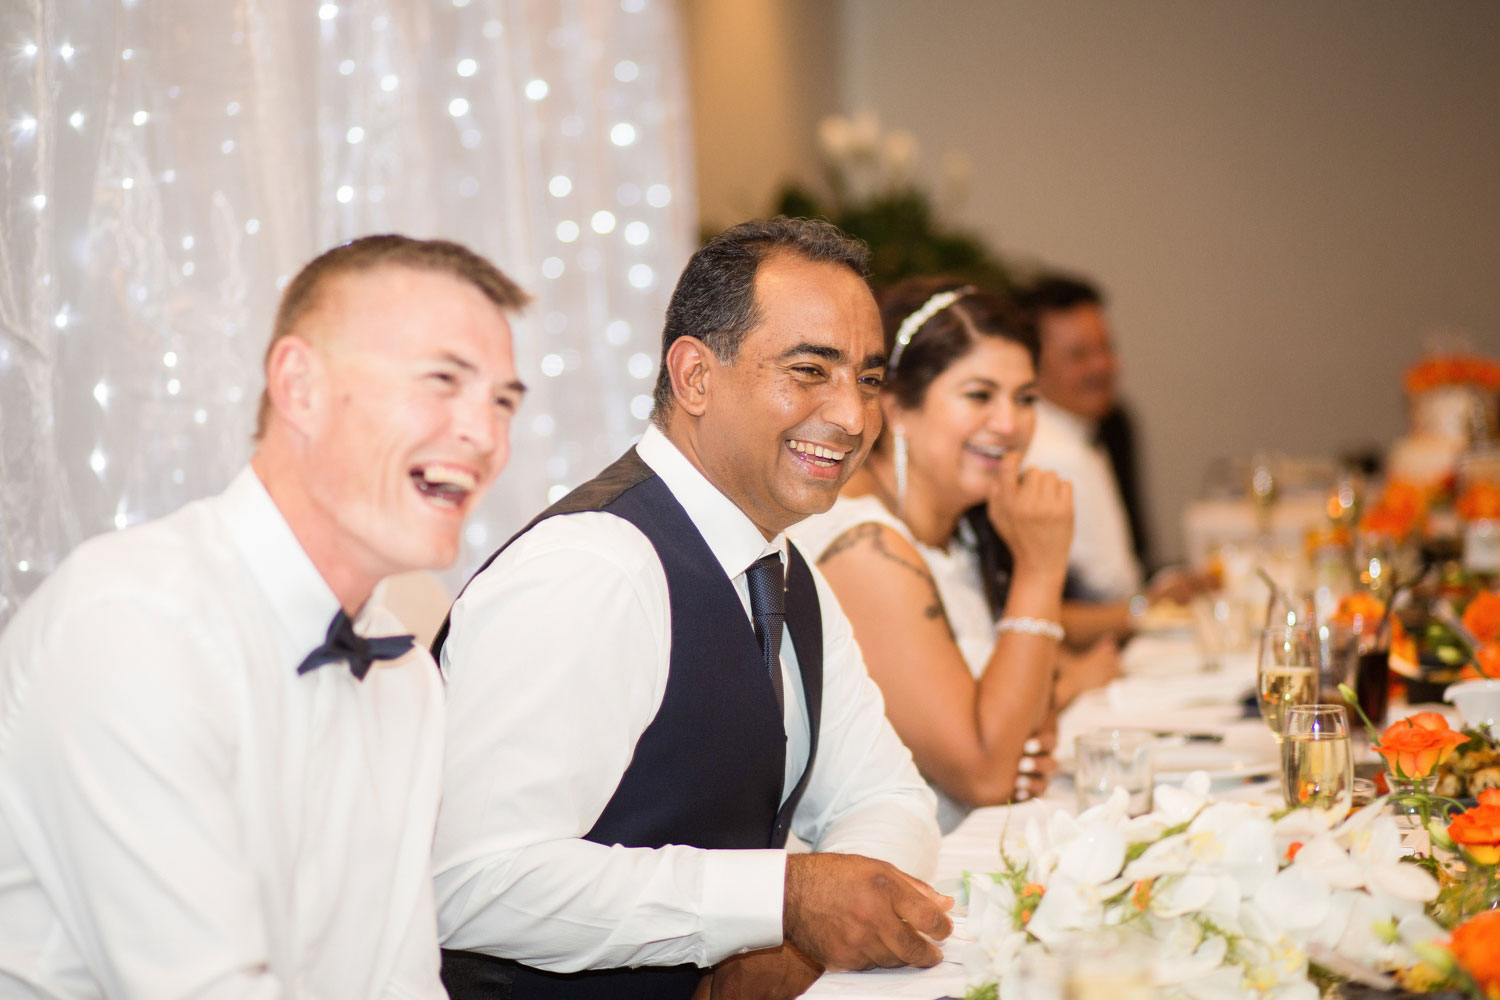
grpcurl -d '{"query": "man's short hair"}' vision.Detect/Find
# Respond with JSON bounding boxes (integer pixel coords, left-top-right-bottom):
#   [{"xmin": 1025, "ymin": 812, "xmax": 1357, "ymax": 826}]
[
  {"xmin": 255, "ymin": 234, "xmax": 529, "ymax": 438},
  {"xmin": 649, "ymin": 217, "xmax": 871, "ymax": 423},
  {"xmin": 1015, "ymin": 273, "xmax": 1105, "ymax": 318}
]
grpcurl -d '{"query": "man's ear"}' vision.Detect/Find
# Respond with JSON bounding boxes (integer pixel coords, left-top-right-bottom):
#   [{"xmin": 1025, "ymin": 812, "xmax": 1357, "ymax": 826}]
[
  {"xmin": 878, "ymin": 391, "xmax": 903, "ymax": 436},
  {"xmin": 264, "ymin": 334, "xmax": 325, "ymax": 438},
  {"xmin": 664, "ymin": 336, "xmax": 716, "ymax": 418}
]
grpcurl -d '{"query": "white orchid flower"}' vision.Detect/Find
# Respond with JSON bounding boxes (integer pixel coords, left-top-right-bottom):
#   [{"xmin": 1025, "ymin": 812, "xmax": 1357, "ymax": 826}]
[{"xmin": 815, "ymin": 115, "xmax": 853, "ymax": 163}]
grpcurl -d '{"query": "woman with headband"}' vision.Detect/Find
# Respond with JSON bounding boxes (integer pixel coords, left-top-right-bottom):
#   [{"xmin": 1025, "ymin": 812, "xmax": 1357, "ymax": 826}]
[{"xmin": 791, "ymin": 276, "xmax": 1120, "ymax": 831}]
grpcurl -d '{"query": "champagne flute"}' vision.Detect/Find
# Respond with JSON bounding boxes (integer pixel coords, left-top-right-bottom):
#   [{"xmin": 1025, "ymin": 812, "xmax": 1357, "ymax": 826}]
[
  {"xmin": 1281, "ymin": 704, "xmax": 1353, "ymax": 818},
  {"xmin": 1256, "ymin": 625, "xmax": 1319, "ymax": 743}
]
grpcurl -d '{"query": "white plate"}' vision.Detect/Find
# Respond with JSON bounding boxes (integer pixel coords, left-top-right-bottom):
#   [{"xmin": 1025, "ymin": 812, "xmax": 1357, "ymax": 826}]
[
  {"xmin": 1059, "ymin": 727, "xmax": 1280, "ymax": 782},
  {"xmin": 1154, "ymin": 737, "xmax": 1279, "ymax": 781}
]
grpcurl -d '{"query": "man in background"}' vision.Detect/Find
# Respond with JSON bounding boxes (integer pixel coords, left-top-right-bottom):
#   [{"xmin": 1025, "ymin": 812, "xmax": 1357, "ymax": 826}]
[
  {"xmin": 433, "ymin": 217, "xmax": 949, "ymax": 1000},
  {"xmin": 0, "ymin": 235, "xmax": 527, "ymax": 997},
  {"xmin": 1019, "ymin": 274, "xmax": 1152, "ymax": 602}
]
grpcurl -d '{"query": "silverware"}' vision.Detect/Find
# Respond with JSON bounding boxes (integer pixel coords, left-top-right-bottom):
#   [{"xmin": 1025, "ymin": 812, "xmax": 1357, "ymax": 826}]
[{"xmin": 1152, "ymin": 731, "xmax": 1226, "ymax": 743}]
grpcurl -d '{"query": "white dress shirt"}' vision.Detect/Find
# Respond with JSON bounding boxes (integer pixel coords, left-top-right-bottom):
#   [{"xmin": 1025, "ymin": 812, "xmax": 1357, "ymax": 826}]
[
  {"xmin": 0, "ymin": 468, "xmax": 446, "ymax": 999},
  {"xmin": 1025, "ymin": 399, "xmax": 1143, "ymax": 600},
  {"xmin": 434, "ymin": 424, "xmax": 939, "ymax": 973}
]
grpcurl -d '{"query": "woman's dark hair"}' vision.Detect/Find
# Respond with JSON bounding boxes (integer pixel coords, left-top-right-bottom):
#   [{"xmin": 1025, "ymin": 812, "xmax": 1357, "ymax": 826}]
[
  {"xmin": 878, "ymin": 276, "xmax": 1038, "ymax": 412},
  {"xmin": 879, "ymin": 276, "xmax": 1041, "ymax": 619}
]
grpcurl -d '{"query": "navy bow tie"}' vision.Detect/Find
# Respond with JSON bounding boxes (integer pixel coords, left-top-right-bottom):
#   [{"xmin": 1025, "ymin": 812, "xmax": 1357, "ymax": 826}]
[{"xmin": 296, "ymin": 609, "xmax": 415, "ymax": 681}]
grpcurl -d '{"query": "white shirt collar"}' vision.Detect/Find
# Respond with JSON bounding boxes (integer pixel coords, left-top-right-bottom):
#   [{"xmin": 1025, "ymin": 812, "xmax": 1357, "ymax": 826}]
[
  {"xmin": 216, "ymin": 466, "xmax": 345, "ymax": 654},
  {"xmin": 1036, "ymin": 397, "xmax": 1098, "ymax": 444},
  {"xmin": 635, "ymin": 424, "xmax": 787, "ymax": 580}
]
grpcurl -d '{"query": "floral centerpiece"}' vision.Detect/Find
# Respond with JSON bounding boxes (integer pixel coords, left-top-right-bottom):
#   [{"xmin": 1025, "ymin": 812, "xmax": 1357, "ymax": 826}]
[
  {"xmin": 960, "ymin": 773, "xmax": 1444, "ymax": 999},
  {"xmin": 962, "ymin": 704, "xmax": 1500, "ymax": 999}
]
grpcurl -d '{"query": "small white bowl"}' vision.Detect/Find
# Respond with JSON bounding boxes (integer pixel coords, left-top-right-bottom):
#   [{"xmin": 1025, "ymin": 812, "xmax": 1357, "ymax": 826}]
[{"xmin": 1445, "ymin": 679, "xmax": 1500, "ymax": 740}]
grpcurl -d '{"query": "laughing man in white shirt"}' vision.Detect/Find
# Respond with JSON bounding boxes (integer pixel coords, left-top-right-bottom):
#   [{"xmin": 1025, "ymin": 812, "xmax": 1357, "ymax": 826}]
[
  {"xmin": 434, "ymin": 218, "xmax": 950, "ymax": 1000},
  {"xmin": 0, "ymin": 235, "xmax": 528, "ymax": 998}
]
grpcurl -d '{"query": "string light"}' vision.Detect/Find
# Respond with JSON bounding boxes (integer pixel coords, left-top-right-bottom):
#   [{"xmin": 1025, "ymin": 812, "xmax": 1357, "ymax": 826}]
[{"xmin": 4, "ymin": 0, "xmax": 692, "ymax": 628}]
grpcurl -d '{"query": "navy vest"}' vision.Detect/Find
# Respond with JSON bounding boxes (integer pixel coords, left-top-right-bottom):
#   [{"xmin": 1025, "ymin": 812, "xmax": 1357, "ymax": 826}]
[{"xmin": 434, "ymin": 448, "xmax": 825, "ymax": 1000}]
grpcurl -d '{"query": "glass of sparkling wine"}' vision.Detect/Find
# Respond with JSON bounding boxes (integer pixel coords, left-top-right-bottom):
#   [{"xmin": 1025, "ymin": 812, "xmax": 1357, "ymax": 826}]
[
  {"xmin": 1256, "ymin": 625, "xmax": 1319, "ymax": 743},
  {"xmin": 1280, "ymin": 704, "xmax": 1353, "ymax": 818}
]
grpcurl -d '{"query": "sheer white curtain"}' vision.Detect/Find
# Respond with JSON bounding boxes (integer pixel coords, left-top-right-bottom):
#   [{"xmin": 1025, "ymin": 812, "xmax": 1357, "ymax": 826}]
[{"xmin": 0, "ymin": 0, "xmax": 696, "ymax": 625}]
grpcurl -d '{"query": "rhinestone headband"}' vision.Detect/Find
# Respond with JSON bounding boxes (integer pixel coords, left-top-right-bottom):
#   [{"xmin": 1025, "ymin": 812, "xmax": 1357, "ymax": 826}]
[{"xmin": 888, "ymin": 286, "xmax": 975, "ymax": 374}]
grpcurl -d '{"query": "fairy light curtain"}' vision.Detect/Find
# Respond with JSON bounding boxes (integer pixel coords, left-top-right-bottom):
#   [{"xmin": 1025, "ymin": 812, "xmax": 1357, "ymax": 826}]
[{"xmin": 0, "ymin": 0, "xmax": 696, "ymax": 626}]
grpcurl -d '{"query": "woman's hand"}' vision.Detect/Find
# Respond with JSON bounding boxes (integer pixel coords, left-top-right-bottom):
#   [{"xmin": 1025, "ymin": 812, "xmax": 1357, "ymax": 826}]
[
  {"xmin": 985, "ymin": 452, "xmax": 1072, "ymax": 580},
  {"xmin": 1054, "ymin": 636, "xmax": 1122, "ymax": 709},
  {"xmin": 1013, "ymin": 723, "xmax": 1058, "ymax": 801}
]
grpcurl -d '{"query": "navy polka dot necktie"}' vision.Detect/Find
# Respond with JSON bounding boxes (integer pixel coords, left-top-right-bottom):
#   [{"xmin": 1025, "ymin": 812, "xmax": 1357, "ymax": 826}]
[{"xmin": 746, "ymin": 552, "xmax": 786, "ymax": 716}]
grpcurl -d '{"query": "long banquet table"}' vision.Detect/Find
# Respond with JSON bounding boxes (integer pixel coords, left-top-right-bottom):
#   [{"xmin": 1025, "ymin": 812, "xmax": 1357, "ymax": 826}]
[{"xmin": 802, "ymin": 630, "xmax": 1299, "ymax": 999}]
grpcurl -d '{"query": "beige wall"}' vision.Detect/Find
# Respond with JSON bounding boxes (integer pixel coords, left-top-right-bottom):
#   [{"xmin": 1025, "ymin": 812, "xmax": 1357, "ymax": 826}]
[
  {"xmin": 683, "ymin": 0, "xmax": 842, "ymax": 233},
  {"xmin": 689, "ymin": 0, "xmax": 1500, "ymax": 562}
]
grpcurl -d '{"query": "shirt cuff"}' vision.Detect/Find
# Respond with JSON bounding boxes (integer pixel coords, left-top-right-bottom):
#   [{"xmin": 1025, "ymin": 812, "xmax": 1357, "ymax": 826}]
[{"xmin": 699, "ymin": 849, "xmax": 786, "ymax": 965}]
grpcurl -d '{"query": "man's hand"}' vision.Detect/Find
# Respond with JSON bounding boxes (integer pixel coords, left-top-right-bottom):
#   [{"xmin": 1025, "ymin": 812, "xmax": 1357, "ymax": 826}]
[
  {"xmin": 784, "ymin": 853, "xmax": 953, "ymax": 971},
  {"xmin": 693, "ymin": 942, "xmax": 824, "ymax": 1000}
]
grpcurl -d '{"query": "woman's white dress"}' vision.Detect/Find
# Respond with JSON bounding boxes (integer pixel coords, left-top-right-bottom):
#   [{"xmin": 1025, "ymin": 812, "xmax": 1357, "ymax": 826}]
[{"xmin": 792, "ymin": 494, "xmax": 998, "ymax": 833}]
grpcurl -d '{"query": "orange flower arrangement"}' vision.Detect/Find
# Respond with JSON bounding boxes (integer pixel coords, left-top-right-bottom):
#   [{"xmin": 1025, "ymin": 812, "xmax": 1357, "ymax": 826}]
[
  {"xmin": 1450, "ymin": 909, "xmax": 1500, "ymax": 999},
  {"xmin": 1360, "ymin": 480, "xmax": 1426, "ymax": 540},
  {"xmin": 1376, "ymin": 712, "xmax": 1471, "ymax": 779},
  {"xmin": 1460, "ymin": 643, "xmax": 1500, "ymax": 681},
  {"xmin": 1448, "ymin": 789, "xmax": 1500, "ymax": 866},
  {"xmin": 1463, "ymin": 591, "xmax": 1500, "ymax": 645},
  {"xmin": 1458, "ymin": 481, "xmax": 1500, "ymax": 522},
  {"xmin": 1404, "ymin": 355, "xmax": 1500, "ymax": 395},
  {"xmin": 1332, "ymin": 592, "xmax": 1385, "ymax": 633}
]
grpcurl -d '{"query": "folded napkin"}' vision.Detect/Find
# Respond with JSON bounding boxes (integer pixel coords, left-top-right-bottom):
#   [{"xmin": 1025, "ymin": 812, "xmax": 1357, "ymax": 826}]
[
  {"xmin": 1120, "ymin": 635, "xmax": 1204, "ymax": 677},
  {"xmin": 1105, "ymin": 671, "xmax": 1252, "ymax": 715}
]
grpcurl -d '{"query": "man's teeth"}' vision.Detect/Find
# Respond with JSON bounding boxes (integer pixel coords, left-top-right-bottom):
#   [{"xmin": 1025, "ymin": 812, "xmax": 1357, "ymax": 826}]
[
  {"xmin": 788, "ymin": 440, "xmax": 847, "ymax": 463},
  {"xmin": 411, "ymin": 465, "xmax": 477, "ymax": 508},
  {"xmin": 420, "ymin": 465, "xmax": 478, "ymax": 490}
]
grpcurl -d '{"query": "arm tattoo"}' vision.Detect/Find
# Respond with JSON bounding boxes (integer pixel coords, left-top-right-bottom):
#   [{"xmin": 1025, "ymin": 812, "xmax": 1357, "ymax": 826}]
[{"xmin": 819, "ymin": 523, "xmax": 955, "ymax": 640}]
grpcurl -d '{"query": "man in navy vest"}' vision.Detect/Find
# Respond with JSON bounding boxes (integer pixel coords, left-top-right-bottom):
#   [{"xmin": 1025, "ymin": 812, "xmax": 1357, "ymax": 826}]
[{"xmin": 433, "ymin": 217, "xmax": 949, "ymax": 999}]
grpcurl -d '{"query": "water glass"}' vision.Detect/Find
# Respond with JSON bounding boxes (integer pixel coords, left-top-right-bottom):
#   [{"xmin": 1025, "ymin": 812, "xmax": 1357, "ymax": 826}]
[
  {"xmin": 1256, "ymin": 625, "xmax": 1320, "ymax": 742},
  {"xmin": 1280, "ymin": 704, "xmax": 1353, "ymax": 819},
  {"xmin": 1074, "ymin": 729, "xmax": 1154, "ymax": 816},
  {"xmin": 1061, "ymin": 929, "xmax": 1154, "ymax": 1000}
]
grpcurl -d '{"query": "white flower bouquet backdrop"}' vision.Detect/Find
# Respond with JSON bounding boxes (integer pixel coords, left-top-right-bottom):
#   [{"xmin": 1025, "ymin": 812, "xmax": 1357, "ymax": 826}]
[{"xmin": 0, "ymin": 0, "xmax": 696, "ymax": 626}]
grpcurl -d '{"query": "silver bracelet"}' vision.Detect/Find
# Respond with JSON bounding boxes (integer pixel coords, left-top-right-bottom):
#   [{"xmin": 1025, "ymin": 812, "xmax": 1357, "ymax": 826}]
[{"xmin": 995, "ymin": 616, "xmax": 1065, "ymax": 642}]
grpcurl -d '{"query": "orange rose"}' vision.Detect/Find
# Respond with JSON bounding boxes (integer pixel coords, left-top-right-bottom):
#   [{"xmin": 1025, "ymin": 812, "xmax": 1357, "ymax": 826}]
[
  {"xmin": 1462, "ymin": 643, "xmax": 1500, "ymax": 681},
  {"xmin": 1333, "ymin": 593, "xmax": 1385, "ymax": 633},
  {"xmin": 1376, "ymin": 712, "xmax": 1470, "ymax": 779},
  {"xmin": 1447, "ymin": 800, "xmax": 1500, "ymax": 865},
  {"xmin": 1458, "ymin": 482, "xmax": 1500, "ymax": 521},
  {"xmin": 1451, "ymin": 910, "xmax": 1500, "ymax": 997},
  {"xmin": 1464, "ymin": 591, "xmax": 1500, "ymax": 645}
]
